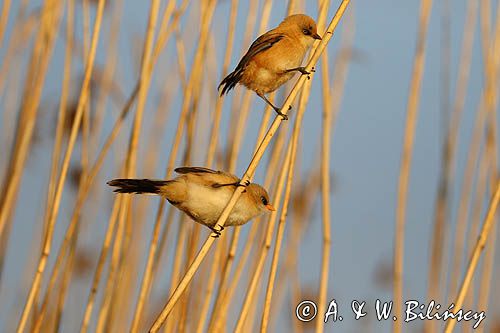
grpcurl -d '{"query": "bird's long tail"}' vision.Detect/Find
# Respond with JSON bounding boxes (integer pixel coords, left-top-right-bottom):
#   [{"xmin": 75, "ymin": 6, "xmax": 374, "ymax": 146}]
[
  {"xmin": 107, "ymin": 179, "xmax": 170, "ymax": 195},
  {"xmin": 218, "ymin": 69, "xmax": 243, "ymax": 96}
]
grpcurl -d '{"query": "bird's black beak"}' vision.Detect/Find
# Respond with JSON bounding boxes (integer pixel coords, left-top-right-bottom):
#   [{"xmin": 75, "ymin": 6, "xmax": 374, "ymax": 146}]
[{"xmin": 312, "ymin": 33, "xmax": 322, "ymax": 40}]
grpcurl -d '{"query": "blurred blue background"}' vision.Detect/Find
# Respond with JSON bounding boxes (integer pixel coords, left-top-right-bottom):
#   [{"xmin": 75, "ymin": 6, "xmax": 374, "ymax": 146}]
[{"xmin": 0, "ymin": 0, "xmax": 499, "ymax": 331}]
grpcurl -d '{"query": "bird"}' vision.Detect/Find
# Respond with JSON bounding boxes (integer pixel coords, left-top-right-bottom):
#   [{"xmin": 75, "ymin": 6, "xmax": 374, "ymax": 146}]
[
  {"xmin": 218, "ymin": 14, "xmax": 322, "ymax": 120},
  {"xmin": 107, "ymin": 167, "xmax": 275, "ymax": 236}
]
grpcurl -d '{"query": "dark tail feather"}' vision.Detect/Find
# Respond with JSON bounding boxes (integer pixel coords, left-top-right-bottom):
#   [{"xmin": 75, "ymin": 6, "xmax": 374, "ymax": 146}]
[
  {"xmin": 218, "ymin": 69, "xmax": 243, "ymax": 96},
  {"xmin": 107, "ymin": 179, "xmax": 170, "ymax": 195}
]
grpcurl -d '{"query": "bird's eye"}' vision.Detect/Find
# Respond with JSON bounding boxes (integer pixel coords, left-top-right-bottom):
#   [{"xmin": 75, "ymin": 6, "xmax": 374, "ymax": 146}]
[
  {"xmin": 260, "ymin": 196, "xmax": 268, "ymax": 205},
  {"xmin": 302, "ymin": 29, "xmax": 310, "ymax": 35}
]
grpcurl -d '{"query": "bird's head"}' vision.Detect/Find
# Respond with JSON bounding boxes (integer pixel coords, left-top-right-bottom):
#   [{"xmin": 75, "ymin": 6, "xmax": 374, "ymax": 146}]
[
  {"xmin": 246, "ymin": 183, "xmax": 275, "ymax": 214},
  {"xmin": 280, "ymin": 14, "xmax": 322, "ymax": 47}
]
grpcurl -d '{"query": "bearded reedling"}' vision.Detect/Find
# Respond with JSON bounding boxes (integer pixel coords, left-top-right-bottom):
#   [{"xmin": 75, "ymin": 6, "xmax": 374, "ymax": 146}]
[
  {"xmin": 219, "ymin": 14, "xmax": 322, "ymax": 120},
  {"xmin": 107, "ymin": 167, "xmax": 274, "ymax": 236}
]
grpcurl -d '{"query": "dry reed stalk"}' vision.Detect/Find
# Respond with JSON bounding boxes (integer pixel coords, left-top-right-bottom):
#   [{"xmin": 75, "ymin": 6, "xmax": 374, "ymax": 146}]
[
  {"xmin": 0, "ymin": 0, "xmax": 32, "ymax": 102},
  {"xmin": 314, "ymin": 2, "xmax": 335, "ymax": 332},
  {"xmin": 138, "ymin": 11, "xmax": 211, "ymax": 306},
  {"xmin": 39, "ymin": 1, "xmax": 174, "ymax": 328},
  {"xmin": 0, "ymin": 11, "xmax": 34, "ymax": 196},
  {"xmin": 393, "ymin": 0, "xmax": 433, "ymax": 331},
  {"xmin": 202, "ymin": 2, "xmax": 277, "ymax": 327},
  {"xmin": 0, "ymin": 0, "xmax": 63, "ymax": 248},
  {"xmin": 213, "ymin": 2, "xmax": 332, "ymax": 328},
  {"xmin": 61, "ymin": 0, "xmax": 184, "ymax": 231},
  {"xmin": 207, "ymin": 125, "xmax": 291, "ymax": 332},
  {"xmin": 425, "ymin": 2, "xmax": 452, "ymax": 328},
  {"xmin": 444, "ymin": 180, "xmax": 500, "ymax": 333},
  {"xmin": 149, "ymin": 3, "xmax": 351, "ymax": 330},
  {"xmin": 129, "ymin": 85, "xmax": 178, "ymax": 333},
  {"xmin": 51, "ymin": 224, "xmax": 78, "ymax": 332},
  {"xmin": 190, "ymin": 14, "xmax": 243, "ymax": 330},
  {"xmin": 448, "ymin": 98, "xmax": 486, "ymax": 303},
  {"xmin": 16, "ymin": 0, "xmax": 103, "ymax": 328},
  {"xmin": 127, "ymin": 2, "xmax": 217, "ymax": 331},
  {"xmin": 208, "ymin": 137, "xmax": 290, "ymax": 330},
  {"xmin": 270, "ymin": 169, "xmax": 321, "ymax": 333},
  {"xmin": 207, "ymin": 214, "xmax": 261, "ymax": 331},
  {"xmin": 103, "ymin": 0, "xmax": 163, "ymax": 327},
  {"xmin": 46, "ymin": 7, "xmax": 91, "ymax": 325},
  {"xmin": 105, "ymin": 0, "xmax": 162, "ymax": 330},
  {"xmin": 462, "ymin": 145, "xmax": 489, "ymax": 316},
  {"xmin": 475, "ymin": 2, "xmax": 500, "ymax": 325},
  {"xmin": 224, "ymin": 0, "xmax": 261, "ymax": 170},
  {"xmin": 212, "ymin": 125, "xmax": 291, "ymax": 330},
  {"xmin": 235, "ymin": 139, "xmax": 295, "ymax": 333},
  {"xmin": 0, "ymin": 0, "xmax": 11, "ymax": 48},
  {"xmin": 146, "ymin": 209, "xmax": 177, "ymax": 316},
  {"xmin": 31, "ymin": 1, "xmax": 75, "ymax": 327},
  {"xmin": 286, "ymin": 0, "xmax": 298, "ymax": 16},
  {"xmin": 142, "ymin": 82, "xmax": 176, "ymax": 176},
  {"xmin": 89, "ymin": 0, "xmax": 125, "ymax": 158},
  {"xmin": 193, "ymin": 239, "xmax": 222, "ymax": 333},
  {"xmin": 41, "ymin": 0, "xmax": 75, "ymax": 241},
  {"xmin": 42, "ymin": 6, "xmax": 188, "ymax": 309},
  {"xmin": 259, "ymin": 2, "xmax": 333, "ymax": 330},
  {"xmin": 176, "ymin": 2, "xmax": 220, "ymax": 322},
  {"xmin": 94, "ymin": 197, "xmax": 128, "ymax": 333},
  {"xmin": 4, "ymin": 0, "xmax": 65, "ymax": 331},
  {"xmin": 258, "ymin": 88, "xmax": 312, "ymax": 333},
  {"xmin": 316, "ymin": 51, "xmax": 333, "ymax": 333},
  {"xmin": 79, "ymin": 192, "xmax": 122, "ymax": 331},
  {"xmin": 122, "ymin": 0, "xmax": 160, "ymax": 178},
  {"xmin": 206, "ymin": 0, "xmax": 240, "ymax": 164},
  {"xmin": 163, "ymin": 217, "xmax": 190, "ymax": 333},
  {"xmin": 33, "ymin": 84, "xmax": 139, "ymax": 333},
  {"xmin": 85, "ymin": 0, "xmax": 181, "ymax": 180},
  {"xmin": 446, "ymin": 0, "xmax": 479, "ymax": 303}
]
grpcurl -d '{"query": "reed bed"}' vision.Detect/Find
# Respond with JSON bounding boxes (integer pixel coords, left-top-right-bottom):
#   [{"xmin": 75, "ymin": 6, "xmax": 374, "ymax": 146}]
[{"xmin": 0, "ymin": 0, "xmax": 499, "ymax": 332}]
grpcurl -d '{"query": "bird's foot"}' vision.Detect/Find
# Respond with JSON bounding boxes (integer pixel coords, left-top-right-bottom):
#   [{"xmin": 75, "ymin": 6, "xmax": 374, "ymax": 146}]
[
  {"xmin": 239, "ymin": 179, "xmax": 251, "ymax": 187},
  {"xmin": 212, "ymin": 180, "xmax": 250, "ymax": 189},
  {"xmin": 287, "ymin": 66, "xmax": 314, "ymax": 75},
  {"xmin": 209, "ymin": 225, "xmax": 224, "ymax": 238},
  {"xmin": 273, "ymin": 106, "xmax": 290, "ymax": 120}
]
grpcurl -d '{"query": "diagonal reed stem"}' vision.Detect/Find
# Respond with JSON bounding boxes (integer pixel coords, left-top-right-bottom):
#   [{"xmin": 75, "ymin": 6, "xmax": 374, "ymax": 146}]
[{"xmin": 148, "ymin": 2, "xmax": 351, "ymax": 331}]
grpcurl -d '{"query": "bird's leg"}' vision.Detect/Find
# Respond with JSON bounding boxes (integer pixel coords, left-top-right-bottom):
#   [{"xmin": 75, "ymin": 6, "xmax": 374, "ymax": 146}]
[
  {"xmin": 212, "ymin": 179, "xmax": 250, "ymax": 188},
  {"xmin": 256, "ymin": 93, "xmax": 289, "ymax": 120},
  {"xmin": 285, "ymin": 66, "xmax": 315, "ymax": 75}
]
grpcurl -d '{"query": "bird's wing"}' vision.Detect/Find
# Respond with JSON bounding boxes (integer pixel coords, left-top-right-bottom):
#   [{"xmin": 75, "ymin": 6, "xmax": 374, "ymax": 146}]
[
  {"xmin": 218, "ymin": 31, "xmax": 285, "ymax": 95},
  {"xmin": 174, "ymin": 166, "xmax": 219, "ymax": 175},
  {"xmin": 236, "ymin": 32, "xmax": 285, "ymax": 71},
  {"xmin": 175, "ymin": 167, "xmax": 240, "ymax": 187}
]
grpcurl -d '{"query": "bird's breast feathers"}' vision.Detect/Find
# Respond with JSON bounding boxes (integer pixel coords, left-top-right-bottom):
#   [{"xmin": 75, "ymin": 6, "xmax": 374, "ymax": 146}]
[{"xmin": 176, "ymin": 182, "xmax": 260, "ymax": 227}]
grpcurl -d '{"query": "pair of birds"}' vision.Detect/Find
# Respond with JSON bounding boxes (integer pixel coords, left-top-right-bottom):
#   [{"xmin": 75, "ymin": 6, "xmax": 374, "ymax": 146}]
[{"xmin": 108, "ymin": 14, "xmax": 321, "ymax": 235}]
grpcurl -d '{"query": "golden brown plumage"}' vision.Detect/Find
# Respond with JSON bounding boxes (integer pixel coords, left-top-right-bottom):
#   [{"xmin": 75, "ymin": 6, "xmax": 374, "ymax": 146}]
[{"xmin": 219, "ymin": 14, "xmax": 321, "ymax": 118}]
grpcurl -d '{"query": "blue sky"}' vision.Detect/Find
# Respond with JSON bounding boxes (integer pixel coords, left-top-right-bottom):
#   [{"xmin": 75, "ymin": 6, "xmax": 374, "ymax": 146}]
[{"xmin": 0, "ymin": 0, "xmax": 499, "ymax": 331}]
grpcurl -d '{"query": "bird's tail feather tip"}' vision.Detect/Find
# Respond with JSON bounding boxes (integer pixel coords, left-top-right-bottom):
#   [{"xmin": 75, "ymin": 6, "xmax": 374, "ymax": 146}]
[
  {"xmin": 107, "ymin": 179, "xmax": 168, "ymax": 195},
  {"xmin": 218, "ymin": 70, "xmax": 241, "ymax": 96}
]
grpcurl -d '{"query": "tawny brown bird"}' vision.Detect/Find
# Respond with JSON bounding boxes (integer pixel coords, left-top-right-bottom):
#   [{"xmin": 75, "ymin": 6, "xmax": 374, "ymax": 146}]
[
  {"xmin": 218, "ymin": 14, "xmax": 322, "ymax": 119},
  {"xmin": 107, "ymin": 167, "xmax": 274, "ymax": 236}
]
